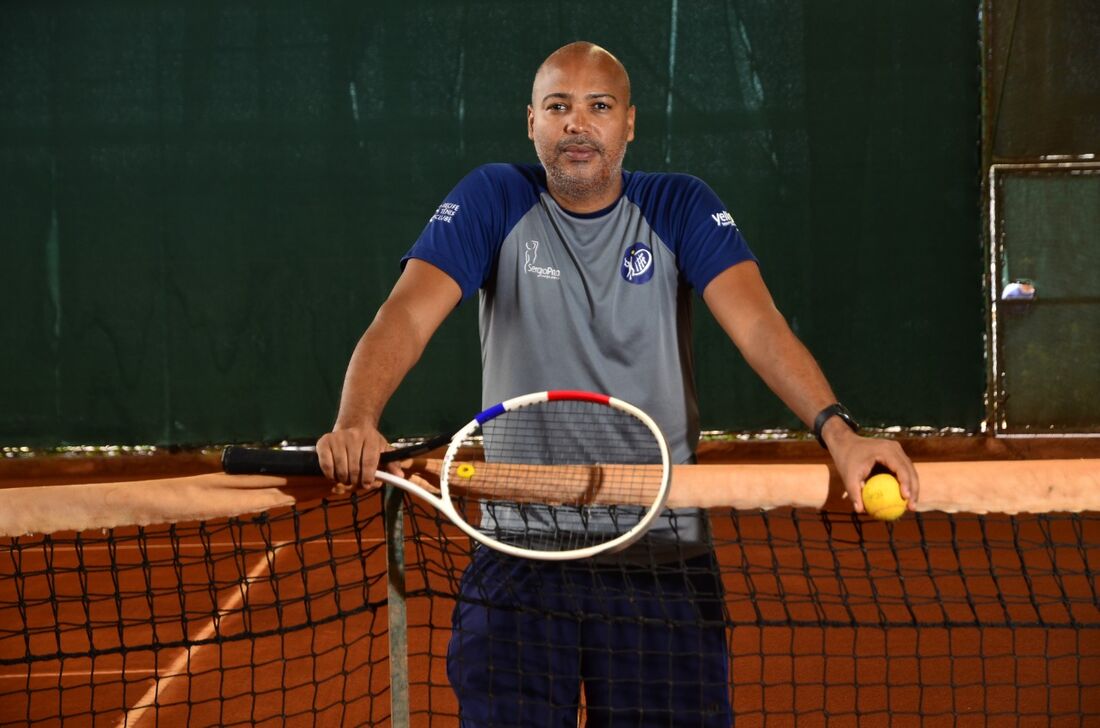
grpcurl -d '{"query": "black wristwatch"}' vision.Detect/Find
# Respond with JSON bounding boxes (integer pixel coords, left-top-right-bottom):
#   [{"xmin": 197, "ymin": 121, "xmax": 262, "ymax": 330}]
[{"xmin": 813, "ymin": 403, "xmax": 859, "ymax": 449}]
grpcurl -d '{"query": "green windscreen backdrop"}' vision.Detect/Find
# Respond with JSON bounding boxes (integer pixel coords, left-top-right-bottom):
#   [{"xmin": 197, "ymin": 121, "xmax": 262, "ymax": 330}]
[{"xmin": 0, "ymin": 1, "xmax": 982, "ymax": 446}]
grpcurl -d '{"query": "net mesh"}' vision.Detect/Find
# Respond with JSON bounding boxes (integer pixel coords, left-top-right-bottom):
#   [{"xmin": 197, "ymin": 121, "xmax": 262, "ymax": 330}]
[
  {"xmin": 2, "ymin": 488, "xmax": 1098, "ymax": 726},
  {"xmin": 1, "ymin": 496, "xmax": 395, "ymax": 726}
]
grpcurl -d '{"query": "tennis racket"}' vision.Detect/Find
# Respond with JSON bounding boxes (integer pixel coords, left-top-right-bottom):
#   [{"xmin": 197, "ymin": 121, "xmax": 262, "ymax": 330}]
[{"xmin": 223, "ymin": 390, "xmax": 671, "ymax": 560}]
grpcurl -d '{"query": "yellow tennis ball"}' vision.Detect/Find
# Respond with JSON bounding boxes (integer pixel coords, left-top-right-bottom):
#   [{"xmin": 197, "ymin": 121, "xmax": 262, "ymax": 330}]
[{"xmin": 862, "ymin": 473, "xmax": 908, "ymax": 521}]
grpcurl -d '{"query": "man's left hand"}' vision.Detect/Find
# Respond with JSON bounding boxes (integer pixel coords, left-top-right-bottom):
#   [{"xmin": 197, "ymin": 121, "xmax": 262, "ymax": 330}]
[{"xmin": 821, "ymin": 422, "xmax": 920, "ymax": 513}]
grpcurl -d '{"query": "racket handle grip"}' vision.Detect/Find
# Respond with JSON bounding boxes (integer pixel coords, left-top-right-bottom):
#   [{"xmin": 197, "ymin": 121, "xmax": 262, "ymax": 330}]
[
  {"xmin": 221, "ymin": 446, "xmax": 322, "ymax": 476},
  {"xmin": 221, "ymin": 435, "xmax": 449, "ymax": 476}
]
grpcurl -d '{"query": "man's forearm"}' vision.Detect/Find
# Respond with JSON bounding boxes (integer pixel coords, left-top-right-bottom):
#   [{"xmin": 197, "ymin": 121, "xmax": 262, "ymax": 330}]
[
  {"xmin": 333, "ymin": 305, "xmax": 427, "ymax": 431},
  {"xmin": 738, "ymin": 315, "xmax": 839, "ymax": 429},
  {"xmin": 702, "ymin": 263, "xmax": 841, "ymax": 428}
]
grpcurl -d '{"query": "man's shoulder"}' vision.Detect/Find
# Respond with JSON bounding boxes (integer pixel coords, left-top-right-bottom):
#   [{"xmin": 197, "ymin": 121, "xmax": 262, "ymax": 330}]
[
  {"xmin": 622, "ymin": 170, "xmax": 719, "ymax": 223},
  {"xmin": 433, "ymin": 164, "xmax": 545, "ymax": 235},
  {"xmin": 440, "ymin": 164, "xmax": 545, "ymax": 220}
]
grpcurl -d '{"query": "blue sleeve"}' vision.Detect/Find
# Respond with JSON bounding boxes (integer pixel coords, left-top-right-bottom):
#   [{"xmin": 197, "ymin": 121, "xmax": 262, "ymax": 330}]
[
  {"xmin": 401, "ymin": 164, "xmax": 541, "ymax": 300},
  {"xmin": 627, "ymin": 173, "xmax": 757, "ymax": 293}
]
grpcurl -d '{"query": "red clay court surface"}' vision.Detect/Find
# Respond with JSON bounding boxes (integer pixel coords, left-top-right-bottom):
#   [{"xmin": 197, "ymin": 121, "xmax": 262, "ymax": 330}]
[{"xmin": 2, "ymin": 458, "xmax": 1098, "ymax": 726}]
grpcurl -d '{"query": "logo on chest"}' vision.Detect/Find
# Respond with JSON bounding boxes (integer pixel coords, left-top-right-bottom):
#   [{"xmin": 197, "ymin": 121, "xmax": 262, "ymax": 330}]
[
  {"xmin": 620, "ymin": 242, "xmax": 654, "ymax": 285},
  {"xmin": 523, "ymin": 240, "xmax": 561, "ymax": 281}
]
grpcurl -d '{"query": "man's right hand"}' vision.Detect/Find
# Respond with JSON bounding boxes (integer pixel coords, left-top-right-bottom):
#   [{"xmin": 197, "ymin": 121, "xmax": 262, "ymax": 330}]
[{"xmin": 316, "ymin": 427, "xmax": 395, "ymax": 490}]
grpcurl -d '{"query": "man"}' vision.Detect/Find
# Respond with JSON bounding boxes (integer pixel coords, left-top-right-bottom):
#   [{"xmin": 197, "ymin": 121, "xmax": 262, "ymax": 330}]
[{"xmin": 318, "ymin": 41, "xmax": 918, "ymax": 726}]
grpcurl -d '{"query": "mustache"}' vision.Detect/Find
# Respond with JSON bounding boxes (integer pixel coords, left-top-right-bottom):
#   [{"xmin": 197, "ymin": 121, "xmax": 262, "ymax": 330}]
[{"xmin": 557, "ymin": 136, "xmax": 604, "ymax": 153}]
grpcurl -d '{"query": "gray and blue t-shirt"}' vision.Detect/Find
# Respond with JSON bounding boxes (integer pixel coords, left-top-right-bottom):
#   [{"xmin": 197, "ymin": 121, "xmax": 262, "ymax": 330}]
[{"xmin": 403, "ymin": 163, "xmax": 756, "ymax": 559}]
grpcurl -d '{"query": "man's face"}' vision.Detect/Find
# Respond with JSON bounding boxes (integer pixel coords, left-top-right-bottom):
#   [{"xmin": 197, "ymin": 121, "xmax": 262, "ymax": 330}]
[{"xmin": 527, "ymin": 51, "xmax": 635, "ymax": 208}]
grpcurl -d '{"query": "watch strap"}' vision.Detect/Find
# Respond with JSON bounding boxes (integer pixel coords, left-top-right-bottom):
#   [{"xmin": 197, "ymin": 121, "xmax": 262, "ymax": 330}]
[{"xmin": 813, "ymin": 403, "xmax": 858, "ymax": 449}]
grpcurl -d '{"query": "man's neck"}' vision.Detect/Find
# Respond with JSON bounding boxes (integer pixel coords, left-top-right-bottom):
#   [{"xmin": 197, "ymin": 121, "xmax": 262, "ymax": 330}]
[{"xmin": 546, "ymin": 173, "xmax": 624, "ymax": 214}]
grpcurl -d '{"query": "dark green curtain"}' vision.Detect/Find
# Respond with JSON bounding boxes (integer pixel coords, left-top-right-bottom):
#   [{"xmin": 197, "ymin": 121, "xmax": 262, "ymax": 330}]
[{"xmin": 0, "ymin": 1, "xmax": 981, "ymax": 446}]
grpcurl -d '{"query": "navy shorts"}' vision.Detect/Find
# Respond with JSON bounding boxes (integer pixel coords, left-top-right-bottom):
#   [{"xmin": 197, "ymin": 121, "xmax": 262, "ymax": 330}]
[{"xmin": 447, "ymin": 548, "xmax": 731, "ymax": 727}]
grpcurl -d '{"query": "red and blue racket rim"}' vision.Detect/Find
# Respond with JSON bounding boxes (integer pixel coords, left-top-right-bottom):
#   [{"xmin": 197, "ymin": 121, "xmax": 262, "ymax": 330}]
[{"xmin": 473, "ymin": 390, "xmax": 613, "ymax": 425}]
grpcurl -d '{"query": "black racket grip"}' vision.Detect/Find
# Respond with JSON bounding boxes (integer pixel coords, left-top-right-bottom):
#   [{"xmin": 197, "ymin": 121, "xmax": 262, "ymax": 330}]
[
  {"xmin": 222, "ymin": 447, "xmax": 321, "ymax": 476},
  {"xmin": 221, "ymin": 434, "xmax": 451, "ymax": 476}
]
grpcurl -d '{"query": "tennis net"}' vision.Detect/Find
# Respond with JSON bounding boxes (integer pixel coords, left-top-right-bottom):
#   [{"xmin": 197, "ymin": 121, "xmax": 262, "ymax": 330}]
[{"xmin": 1, "ymin": 459, "xmax": 1098, "ymax": 726}]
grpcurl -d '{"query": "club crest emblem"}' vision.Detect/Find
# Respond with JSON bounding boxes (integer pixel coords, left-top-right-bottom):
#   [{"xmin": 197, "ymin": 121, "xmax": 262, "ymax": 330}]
[{"xmin": 620, "ymin": 242, "xmax": 654, "ymax": 284}]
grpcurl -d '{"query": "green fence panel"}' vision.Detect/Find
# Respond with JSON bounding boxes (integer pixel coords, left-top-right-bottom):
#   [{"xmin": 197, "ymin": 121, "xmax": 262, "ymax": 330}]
[{"xmin": 0, "ymin": 1, "xmax": 981, "ymax": 445}]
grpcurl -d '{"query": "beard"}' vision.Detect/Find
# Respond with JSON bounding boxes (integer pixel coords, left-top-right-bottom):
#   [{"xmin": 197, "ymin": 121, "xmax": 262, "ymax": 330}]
[{"xmin": 536, "ymin": 135, "xmax": 627, "ymax": 203}]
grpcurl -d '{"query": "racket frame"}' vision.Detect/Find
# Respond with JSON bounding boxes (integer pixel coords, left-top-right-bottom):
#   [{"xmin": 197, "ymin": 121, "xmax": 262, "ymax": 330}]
[{"xmin": 428, "ymin": 390, "xmax": 672, "ymax": 561}]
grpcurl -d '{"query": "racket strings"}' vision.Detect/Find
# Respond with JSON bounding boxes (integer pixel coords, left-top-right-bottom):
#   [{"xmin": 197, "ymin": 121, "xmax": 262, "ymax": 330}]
[{"xmin": 446, "ymin": 400, "xmax": 666, "ymax": 553}]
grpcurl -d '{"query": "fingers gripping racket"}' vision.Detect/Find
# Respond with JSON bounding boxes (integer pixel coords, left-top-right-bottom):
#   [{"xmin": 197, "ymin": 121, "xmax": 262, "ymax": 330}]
[{"xmin": 223, "ymin": 391, "xmax": 671, "ymax": 560}]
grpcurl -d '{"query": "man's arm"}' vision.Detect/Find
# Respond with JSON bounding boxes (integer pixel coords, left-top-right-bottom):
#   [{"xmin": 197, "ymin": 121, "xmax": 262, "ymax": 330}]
[
  {"xmin": 316, "ymin": 259, "xmax": 462, "ymax": 488},
  {"xmin": 701, "ymin": 261, "xmax": 919, "ymax": 512}
]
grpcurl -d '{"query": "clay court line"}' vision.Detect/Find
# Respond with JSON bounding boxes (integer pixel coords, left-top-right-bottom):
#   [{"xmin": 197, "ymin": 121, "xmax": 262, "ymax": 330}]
[
  {"xmin": 1, "ymin": 668, "xmax": 157, "ymax": 679},
  {"xmin": 32, "ymin": 537, "xmax": 382, "ymax": 553},
  {"xmin": 112, "ymin": 540, "xmax": 290, "ymax": 728}
]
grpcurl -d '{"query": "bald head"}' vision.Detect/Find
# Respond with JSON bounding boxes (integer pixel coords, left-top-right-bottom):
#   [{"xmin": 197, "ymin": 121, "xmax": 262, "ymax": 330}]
[
  {"xmin": 532, "ymin": 42, "xmax": 631, "ymax": 107},
  {"xmin": 526, "ymin": 41, "xmax": 636, "ymax": 212}
]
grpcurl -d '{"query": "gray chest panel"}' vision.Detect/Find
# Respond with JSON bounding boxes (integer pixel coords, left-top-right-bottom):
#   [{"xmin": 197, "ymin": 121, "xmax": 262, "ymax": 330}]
[{"xmin": 479, "ymin": 192, "xmax": 699, "ymax": 464}]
